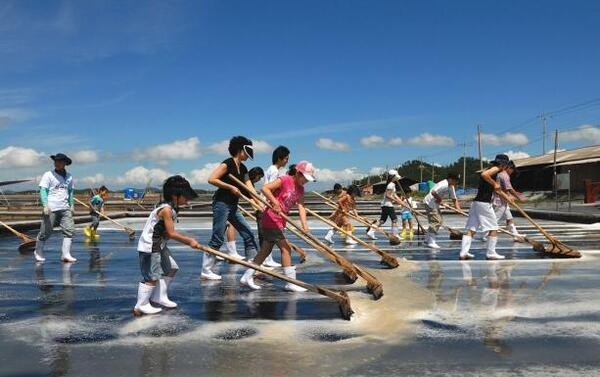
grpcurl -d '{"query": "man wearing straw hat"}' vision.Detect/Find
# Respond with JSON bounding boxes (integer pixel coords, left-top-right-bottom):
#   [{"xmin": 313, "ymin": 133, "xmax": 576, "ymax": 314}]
[{"xmin": 33, "ymin": 153, "xmax": 77, "ymax": 263}]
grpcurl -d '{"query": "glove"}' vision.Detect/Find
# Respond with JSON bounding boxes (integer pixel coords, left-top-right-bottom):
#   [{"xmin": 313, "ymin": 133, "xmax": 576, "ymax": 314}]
[{"xmin": 43, "ymin": 206, "xmax": 51, "ymax": 216}]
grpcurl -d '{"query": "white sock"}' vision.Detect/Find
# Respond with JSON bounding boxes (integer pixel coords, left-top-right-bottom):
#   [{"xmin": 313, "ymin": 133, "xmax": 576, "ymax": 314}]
[{"xmin": 460, "ymin": 235, "xmax": 473, "ymax": 255}]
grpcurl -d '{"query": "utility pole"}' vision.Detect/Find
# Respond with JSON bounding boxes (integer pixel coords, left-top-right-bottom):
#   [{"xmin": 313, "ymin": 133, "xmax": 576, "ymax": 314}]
[
  {"xmin": 477, "ymin": 124, "xmax": 483, "ymax": 171},
  {"xmin": 431, "ymin": 164, "xmax": 435, "ymax": 182},
  {"xmin": 553, "ymin": 129, "xmax": 559, "ymax": 210},
  {"xmin": 462, "ymin": 141, "xmax": 467, "ymax": 192},
  {"xmin": 419, "ymin": 156, "xmax": 424, "ymax": 182},
  {"xmin": 540, "ymin": 113, "xmax": 548, "ymax": 154}
]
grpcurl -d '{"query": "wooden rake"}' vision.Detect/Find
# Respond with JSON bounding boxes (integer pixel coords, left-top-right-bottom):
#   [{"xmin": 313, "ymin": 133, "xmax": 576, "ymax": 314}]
[
  {"xmin": 229, "ymin": 174, "xmax": 384, "ymax": 300},
  {"xmin": 311, "ymin": 191, "xmax": 402, "ymax": 245},
  {"xmin": 194, "ymin": 243, "xmax": 353, "ymax": 320},
  {"xmin": 237, "ymin": 204, "xmax": 308, "ymax": 263},
  {"xmin": 74, "ymin": 197, "xmax": 136, "ymax": 240},
  {"xmin": 440, "ymin": 202, "xmax": 548, "ymax": 254},
  {"xmin": 497, "ymin": 191, "xmax": 581, "ymax": 258},
  {"xmin": 303, "ymin": 206, "xmax": 399, "ymax": 268},
  {"xmin": 0, "ymin": 219, "xmax": 36, "ymax": 253}
]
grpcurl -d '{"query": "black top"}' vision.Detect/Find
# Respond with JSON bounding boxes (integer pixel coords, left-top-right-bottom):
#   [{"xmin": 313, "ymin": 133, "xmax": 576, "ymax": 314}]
[
  {"xmin": 473, "ymin": 172, "xmax": 498, "ymax": 203},
  {"xmin": 213, "ymin": 158, "xmax": 249, "ymax": 206}
]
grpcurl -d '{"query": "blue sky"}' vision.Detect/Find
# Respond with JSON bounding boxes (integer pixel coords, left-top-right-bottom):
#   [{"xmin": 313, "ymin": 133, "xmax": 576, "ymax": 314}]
[{"xmin": 1, "ymin": 0, "xmax": 600, "ymax": 191}]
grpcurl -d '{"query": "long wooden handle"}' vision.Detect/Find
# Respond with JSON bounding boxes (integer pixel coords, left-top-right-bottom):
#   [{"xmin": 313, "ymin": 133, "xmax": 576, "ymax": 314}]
[
  {"xmin": 74, "ymin": 197, "xmax": 135, "ymax": 234},
  {"xmin": 496, "ymin": 191, "xmax": 558, "ymax": 242},
  {"xmin": 0, "ymin": 219, "xmax": 34, "ymax": 242}
]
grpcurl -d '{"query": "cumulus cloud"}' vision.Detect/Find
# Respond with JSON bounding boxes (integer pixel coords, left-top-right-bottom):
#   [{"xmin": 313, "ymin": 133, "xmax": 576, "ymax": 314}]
[
  {"xmin": 388, "ymin": 138, "xmax": 403, "ymax": 146},
  {"xmin": 407, "ymin": 133, "xmax": 455, "ymax": 146},
  {"xmin": 369, "ymin": 166, "xmax": 386, "ymax": 175},
  {"xmin": 480, "ymin": 132, "xmax": 529, "ymax": 146},
  {"xmin": 0, "ymin": 146, "xmax": 46, "ymax": 168},
  {"xmin": 132, "ymin": 137, "xmax": 201, "ymax": 161},
  {"xmin": 188, "ymin": 162, "xmax": 220, "ymax": 185},
  {"xmin": 314, "ymin": 167, "xmax": 364, "ymax": 182},
  {"xmin": 71, "ymin": 150, "xmax": 99, "ymax": 164},
  {"xmin": 504, "ymin": 150, "xmax": 530, "ymax": 160},
  {"xmin": 116, "ymin": 166, "xmax": 172, "ymax": 186},
  {"xmin": 79, "ymin": 173, "xmax": 105, "ymax": 186},
  {"xmin": 560, "ymin": 125, "xmax": 600, "ymax": 144},
  {"xmin": 316, "ymin": 138, "xmax": 350, "ymax": 152},
  {"xmin": 207, "ymin": 139, "xmax": 273, "ymax": 156},
  {"xmin": 360, "ymin": 135, "xmax": 386, "ymax": 148}
]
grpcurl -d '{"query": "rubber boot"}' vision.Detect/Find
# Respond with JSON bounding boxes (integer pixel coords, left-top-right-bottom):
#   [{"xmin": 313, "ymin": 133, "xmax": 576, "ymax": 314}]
[
  {"xmin": 508, "ymin": 223, "xmax": 523, "ymax": 240},
  {"xmin": 485, "ymin": 236, "xmax": 505, "ymax": 260},
  {"xmin": 133, "ymin": 283, "xmax": 162, "ymax": 316},
  {"xmin": 92, "ymin": 229, "xmax": 100, "ymax": 240},
  {"xmin": 83, "ymin": 226, "xmax": 92, "ymax": 238},
  {"xmin": 34, "ymin": 240, "xmax": 46, "ymax": 263},
  {"xmin": 263, "ymin": 253, "xmax": 281, "ymax": 267},
  {"xmin": 366, "ymin": 228, "xmax": 377, "ymax": 240},
  {"xmin": 459, "ymin": 235, "xmax": 475, "ymax": 260},
  {"xmin": 426, "ymin": 233, "xmax": 441, "ymax": 249},
  {"xmin": 201, "ymin": 254, "xmax": 222, "ymax": 280},
  {"xmin": 61, "ymin": 237, "xmax": 77, "ymax": 263},
  {"xmin": 324, "ymin": 229, "xmax": 335, "ymax": 244},
  {"xmin": 240, "ymin": 268, "xmax": 261, "ymax": 290},
  {"xmin": 283, "ymin": 266, "xmax": 307, "ymax": 292},
  {"xmin": 151, "ymin": 278, "xmax": 177, "ymax": 308},
  {"xmin": 409, "ymin": 229, "xmax": 414, "ymax": 239},
  {"xmin": 225, "ymin": 240, "xmax": 244, "ymax": 260},
  {"xmin": 400, "ymin": 228, "xmax": 407, "ymax": 239}
]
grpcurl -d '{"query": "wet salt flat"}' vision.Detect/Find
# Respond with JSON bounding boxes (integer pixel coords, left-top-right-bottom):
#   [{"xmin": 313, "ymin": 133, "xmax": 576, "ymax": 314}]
[{"xmin": 1, "ymin": 215, "xmax": 600, "ymax": 376}]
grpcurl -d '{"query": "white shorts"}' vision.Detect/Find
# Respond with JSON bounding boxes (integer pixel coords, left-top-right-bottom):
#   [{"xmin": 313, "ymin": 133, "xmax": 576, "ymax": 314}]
[
  {"xmin": 465, "ymin": 201, "xmax": 499, "ymax": 232},
  {"xmin": 494, "ymin": 205, "xmax": 513, "ymax": 222}
]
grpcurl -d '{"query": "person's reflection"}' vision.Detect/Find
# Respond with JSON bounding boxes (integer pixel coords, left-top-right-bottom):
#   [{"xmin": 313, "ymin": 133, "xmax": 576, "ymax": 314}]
[{"xmin": 88, "ymin": 245, "xmax": 107, "ymax": 287}]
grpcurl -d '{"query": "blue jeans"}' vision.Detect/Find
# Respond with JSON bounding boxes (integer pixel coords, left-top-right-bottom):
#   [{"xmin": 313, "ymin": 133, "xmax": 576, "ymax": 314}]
[{"xmin": 203, "ymin": 201, "xmax": 258, "ymax": 274}]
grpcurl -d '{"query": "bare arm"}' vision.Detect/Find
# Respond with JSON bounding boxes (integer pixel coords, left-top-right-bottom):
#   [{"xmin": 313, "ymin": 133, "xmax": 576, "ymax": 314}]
[
  {"xmin": 208, "ymin": 163, "xmax": 240, "ymax": 196},
  {"xmin": 297, "ymin": 201, "xmax": 309, "ymax": 233},
  {"xmin": 159, "ymin": 207, "xmax": 200, "ymax": 248},
  {"xmin": 261, "ymin": 178, "xmax": 283, "ymax": 213}
]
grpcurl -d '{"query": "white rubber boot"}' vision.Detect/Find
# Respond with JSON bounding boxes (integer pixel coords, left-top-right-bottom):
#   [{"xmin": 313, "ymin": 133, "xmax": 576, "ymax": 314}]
[
  {"xmin": 225, "ymin": 240, "xmax": 244, "ymax": 260},
  {"xmin": 34, "ymin": 240, "xmax": 46, "ymax": 263},
  {"xmin": 426, "ymin": 233, "xmax": 441, "ymax": 249},
  {"xmin": 324, "ymin": 229, "xmax": 335, "ymax": 244},
  {"xmin": 345, "ymin": 235, "xmax": 357, "ymax": 245},
  {"xmin": 61, "ymin": 238, "xmax": 77, "ymax": 263},
  {"xmin": 366, "ymin": 228, "xmax": 377, "ymax": 240},
  {"xmin": 263, "ymin": 253, "xmax": 281, "ymax": 267},
  {"xmin": 283, "ymin": 266, "xmax": 307, "ymax": 292},
  {"xmin": 133, "ymin": 283, "xmax": 162, "ymax": 316},
  {"xmin": 240, "ymin": 268, "xmax": 261, "ymax": 290},
  {"xmin": 201, "ymin": 254, "xmax": 222, "ymax": 280},
  {"xmin": 485, "ymin": 236, "xmax": 505, "ymax": 260},
  {"xmin": 508, "ymin": 223, "xmax": 523, "ymax": 240},
  {"xmin": 151, "ymin": 278, "xmax": 177, "ymax": 308},
  {"xmin": 459, "ymin": 235, "xmax": 475, "ymax": 260}
]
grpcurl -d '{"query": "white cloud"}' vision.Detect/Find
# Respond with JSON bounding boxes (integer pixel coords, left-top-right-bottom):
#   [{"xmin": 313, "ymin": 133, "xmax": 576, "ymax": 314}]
[
  {"xmin": 71, "ymin": 150, "xmax": 99, "ymax": 164},
  {"xmin": 207, "ymin": 139, "xmax": 273, "ymax": 156},
  {"xmin": 407, "ymin": 133, "xmax": 455, "ymax": 146},
  {"xmin": 560, "ymin": 125, "xmax": 600, "ymax": 144},
  {"xmin": 0, "ymin": 146, "xmax": 46, "ymax": 168},
  {"xmin": 388, "ymin": 137, "xmax": 403, "ymax": 146},
  {"xmin": 116, "ymin": 166, "xmax": 172, "ymax": 186},
  {"xmin": 480, "ymin": 132, "xmax": 529, "ymax": 146},
  {"xmin": 188, "ymin": 162, "xmax": 220, "ymax": 185},
  {"xmin": 252, "ymin": 139, "xmax": 273, "ymax": 154},
  {"xmin": 316, "ymin": 138, "xmax": 350, "ymax": 152},
  {"xmin": 369, "ymin": 166, "xmax": 385, "ymax": 175},
  {"xmin": 132, "ymin": 137, "xmax": 201, "ymax": 161},
  {"xmin": 360, "ymin": 135, "xmax": 385, "ymax": 148},
  {"xmin": 314, "ymin": 167, "xmax": 364, "ymax": 182},
  {"xmin": 504, "ymin": 150, "xmax": 530, "ymax": 160},
  {"xmin": 79, "ymin": 173, "xmax": 105, "ymax": 186}
]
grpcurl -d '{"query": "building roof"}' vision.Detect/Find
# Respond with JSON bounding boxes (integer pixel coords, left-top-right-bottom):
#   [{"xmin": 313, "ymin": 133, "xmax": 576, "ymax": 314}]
[{"xmin": 513, "ymin": 145, "xmax": 600, "ymax": 168}]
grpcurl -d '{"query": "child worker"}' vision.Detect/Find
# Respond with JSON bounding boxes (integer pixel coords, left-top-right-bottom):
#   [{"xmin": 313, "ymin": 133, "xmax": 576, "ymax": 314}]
[
  {"xmin": 84, "ymin": 185, "xmax": 109, "ymax": 240},
  {"xmin": 324, "ymin": 184, "xmax": 362, "ymax": 245},
  {"xmin": 133, "ymin": 175, "xmax": 200, "ymax": 316},
  {"xmin": 492, "ymin": 160, "xmax": 526, "ymax": 240},
  {"xmin": 368, "ymin": 169, "xmax": 405, "ymax": 241},
  {"xmin": 423, "ymin": 172, "xmax": 462, "ymax": 249},
  {"xmin": 399, "ymin": 190, "xmax": 415, "ymax": 240},
  {"xmin": 239, "ymin": 160, "xmax": 317, "ymax": 292},
  {"xmin": 204, "ymin": 136, "xmax": 260, "ymax": 280},
  {"xmin": 459, "ymin": 154, "xmax": 511, "ymax": 260}
]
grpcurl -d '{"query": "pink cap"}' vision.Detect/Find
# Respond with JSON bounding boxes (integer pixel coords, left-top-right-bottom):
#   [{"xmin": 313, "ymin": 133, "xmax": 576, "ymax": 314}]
[{"xmin": 296, "ymin": 160, "xmax": 316, "ymax": 182}]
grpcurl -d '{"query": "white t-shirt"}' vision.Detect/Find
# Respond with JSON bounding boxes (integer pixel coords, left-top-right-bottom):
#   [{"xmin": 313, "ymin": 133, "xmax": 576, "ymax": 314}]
[
  {"xmin": 138, "ymin": 203, "xmax": 177, "ymax": 253},
  {"xmin": 264, "ymin": 164, "xmax": 282, "ymax": 184},
  {"xmin": 380, "ymin": 182, "xmax": 396, "ymax": 208},
  {"xmin": 424, "ymin": 179, "xmax": 457, "ymax": 209},
  {"xmin": 39, "ymin": 170, "xmax": 74, "ymax": 211}
]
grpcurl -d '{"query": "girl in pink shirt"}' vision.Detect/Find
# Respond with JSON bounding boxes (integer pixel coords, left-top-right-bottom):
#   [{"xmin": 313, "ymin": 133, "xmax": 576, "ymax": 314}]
[{"xmin": 240, "ymin": 160, "xmax": 316, "ymax": 292}]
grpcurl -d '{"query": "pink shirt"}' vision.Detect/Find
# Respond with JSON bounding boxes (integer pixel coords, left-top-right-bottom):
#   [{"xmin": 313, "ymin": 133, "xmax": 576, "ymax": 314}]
[
  {"xmin": 261, "ymin": 175, "xmax": 304, "ymax": 229},
  {"xmin": 493, "ymin": 171, "xmax": 513, "ymax": 207}
]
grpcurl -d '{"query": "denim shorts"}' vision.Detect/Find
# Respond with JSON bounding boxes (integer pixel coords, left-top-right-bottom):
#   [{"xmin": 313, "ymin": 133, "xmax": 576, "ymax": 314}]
[{"xmin": 401, "ymin": 211, "xmax": 413, "ymax": 221}]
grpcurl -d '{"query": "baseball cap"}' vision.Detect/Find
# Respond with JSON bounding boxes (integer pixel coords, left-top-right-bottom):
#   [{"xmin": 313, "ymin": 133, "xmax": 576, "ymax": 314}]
[
  {"xmin": 388, "ymin": 169, "xmax": 401, "ymax": 179},
  {"xmin": 296, "ymin": 160, "xmax": 316, "ymax": 182}
]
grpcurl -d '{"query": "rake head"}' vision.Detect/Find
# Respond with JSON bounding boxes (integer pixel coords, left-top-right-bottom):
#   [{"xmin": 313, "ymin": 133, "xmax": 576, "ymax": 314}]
[
  {"xmin": 337, "ymin": 291, "xmax": 354, "ymax": 320},
  {"xmin": 380, "ymin": 254, "xmax": 400, "ymax": 269},
  {"xmin": 389, "ymin": 235, "xmax": 402, "ymax": 245},
  {"xmin": 18, "ymin": 240, "xmax": 36, "ymax": 254},
  {"xmin": 449, "ymin": 231, "xmax": 463, "ymax": 240},
  {"xmin": 341, "ymin": 267, "xmax": 358, "ymax": 283},
  {"xmin": 366, "ymin": 281, "xmax": 384, "ymax": 300},
  {"xmin": 545, "ymin": 242, "xmax": 582, "ymax": 258}
]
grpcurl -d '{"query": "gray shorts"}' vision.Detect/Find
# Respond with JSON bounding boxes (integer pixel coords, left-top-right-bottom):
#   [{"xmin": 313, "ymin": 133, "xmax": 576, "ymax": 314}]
[
  {"xmin": 138, "ymin": 246, "xmax": 179, "ymax": 282},
  {"xmin": 494, "ymin": 205, "xmax": 513, "ymax": 222},
  {"xmin": 262, "ymin": 227, "xmax": 286, "ymax": 243},
  {"xmin": 37, "ymin": 209, "xmax": 75, "ymax": 241}
]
